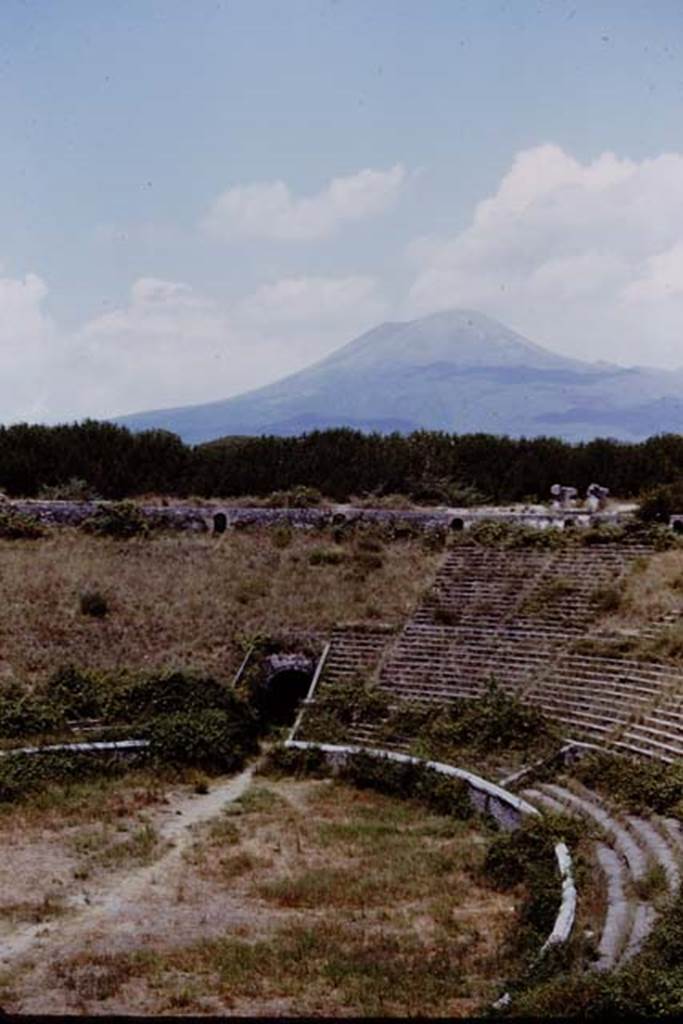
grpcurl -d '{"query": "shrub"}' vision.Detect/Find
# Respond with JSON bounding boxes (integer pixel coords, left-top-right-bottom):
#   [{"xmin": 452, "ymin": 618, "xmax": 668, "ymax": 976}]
[
  {"xmin": 38, "ymin": 477, "xmax": 98, "ymax": 501},
  {"xmin": 147, "ymin": 708, "xmax": 258, "ymax": 772},
  {"xmin": 340, "ymin": 751, "xmax": 473, "ymax": 819},
  {"xmin": 407, "ymin": 475, "xmax": 486, "ymax": 507},
  {"xmin": 462, "ymin": 519, "xmax": 568, "ymax": 550},
  {"xmin": 485, "ymin": 812, "xmax": 582, "ymax": 954},
  {"xmin": 267, "ymin": 487, "xmax": 323, "ymax": 509},
  {"xmin": 79, "ymin": 587, "xmax": 109, "ymax": 618},
  {"xmin": 574, "ymin": 750, "xmax": 683, "ymax": 814},
  {"xmin": 0, "ymin": 694, "xmax": 63, "ymax": 738},
  {"xmin": 107, "ymin": 670, "xmax": 248, "ymax": 724},
  {"xmin": 271, "ymin": 526, "xmax": 293, "ymax": 549},
  {"xmin": 637, "ymin": 481, "xmax": 683, "ymax": 524},
  {"xmin": 590, "ymin": 583, "xmax": 623, "ymax": 613},
  {"xmin": 0, "ymin": 508, "xmax": 45, "ymax": 540},
  {"xmin": 298, "ymin": 677, "xmax": 390, "ymax": 743},
  {"xmin": 45, "ymin": 665, "xmax": 109, "ymax": 720},
  {"xmin": 352, "ymin": 550, "xmax": 384, "ymax": 572},
  {"xmin": 309, "ymin": 547, "xmax": 346, "ymax": 566},
  {"xmin": 81, "ymin": 501, "xmax": 149, "ymax": 539},
  {"xmin": 259, "ymin": 743, "xmax": 329, "ymax": 778},
  {"xmin": 417, "ymin": 682, "xmax": 559, "ymax": 757},
  {"xmin": 0, "ymin": 750, "xmax": 127, "ymax": 804}
]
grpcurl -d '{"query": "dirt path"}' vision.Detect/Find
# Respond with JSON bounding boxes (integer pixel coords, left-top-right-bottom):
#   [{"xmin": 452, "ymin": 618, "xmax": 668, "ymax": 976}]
[{"xmin": 0, "ymin": 766, "xmax": 255, "ymax": 966}]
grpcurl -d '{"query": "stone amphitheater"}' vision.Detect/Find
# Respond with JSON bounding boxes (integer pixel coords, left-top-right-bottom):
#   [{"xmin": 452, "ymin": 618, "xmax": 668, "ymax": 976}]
[
  {"xmin": 287, "ymin": 517, "xmax": 683, "ymax": 976},
  {"xmin": 3, "ymin": 501, "xmax": 683, "ymax": 1005}
]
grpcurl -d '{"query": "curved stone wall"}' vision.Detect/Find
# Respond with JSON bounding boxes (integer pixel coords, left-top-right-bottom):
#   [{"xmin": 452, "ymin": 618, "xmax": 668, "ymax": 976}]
[{"xmin": 285, "ymin": 738, "xmax": 577, "ymax": 960}]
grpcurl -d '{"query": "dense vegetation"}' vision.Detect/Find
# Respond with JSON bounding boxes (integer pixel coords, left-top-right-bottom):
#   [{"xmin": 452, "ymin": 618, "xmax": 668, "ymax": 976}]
[{"xmin": 2, "ymin": 420, "xmax": 683, "ymax": 504}]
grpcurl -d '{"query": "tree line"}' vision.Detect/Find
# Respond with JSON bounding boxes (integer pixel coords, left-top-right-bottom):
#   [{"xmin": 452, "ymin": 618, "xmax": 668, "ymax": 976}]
[{"xmin": 0, "ymin": 420, "xmax": 682, "ymax": 503}]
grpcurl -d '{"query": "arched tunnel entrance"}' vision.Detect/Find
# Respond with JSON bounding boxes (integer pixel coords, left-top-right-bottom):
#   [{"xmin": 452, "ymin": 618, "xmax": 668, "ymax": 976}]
[{"xmin": 261, "ymin": 669, "xmax": 313, "ymax": 727}]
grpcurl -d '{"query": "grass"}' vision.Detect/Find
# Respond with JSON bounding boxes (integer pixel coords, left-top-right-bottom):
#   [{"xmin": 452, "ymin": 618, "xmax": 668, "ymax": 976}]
[
  {"xmin": 0, "ymin": 894, "xmax": 67, "ymax": 925},
  {"xmin": 0, "ymin": 528, "xmax": 439, "ymax": 691},
  {"xmin": 69, "ymin": 821, "xmax": 162, "ymax": 871},
  {"xmin": 30, "ymin": 776, "xmax": 515, "ymax": 1017},
  {"xmin": 0, "ymin": 768, "xmax": 175, "ymax": 831},
  {"xmin": 598, "ymin": 549, "xmax": 683, "ymax": 629}
]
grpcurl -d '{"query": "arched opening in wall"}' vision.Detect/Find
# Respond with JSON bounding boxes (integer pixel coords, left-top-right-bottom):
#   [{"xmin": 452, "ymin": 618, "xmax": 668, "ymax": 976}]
[
  {"xmin": 261, "ymin": 669, "xmax": 313, "ymax": 727},
  {"xmin": 450, "ymin": 517, "xmax": 465, "ymax": 532},
  {"xmin": 673, "ymin": 520, "xmax": 683, "ymax": 535},
  {"xmin": 213, "ymin": 512, "xmax": 227, "ymax": 535},
  {"xmin": 564, "ymin": 518, "xmax": 576, "ymax": 530}
]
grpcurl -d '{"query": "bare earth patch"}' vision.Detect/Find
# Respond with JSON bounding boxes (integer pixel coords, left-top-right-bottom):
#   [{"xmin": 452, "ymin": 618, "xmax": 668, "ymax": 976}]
[{"xmin": 0, "ymin": 774, "xmax": 519, "ymax": 1017}]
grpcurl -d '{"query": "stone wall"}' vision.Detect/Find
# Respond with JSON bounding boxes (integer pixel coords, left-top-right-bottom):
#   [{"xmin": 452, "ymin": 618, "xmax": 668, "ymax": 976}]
[{"xmin": 7, "ymin": 499, "xmax": 634, "ymax": 534}]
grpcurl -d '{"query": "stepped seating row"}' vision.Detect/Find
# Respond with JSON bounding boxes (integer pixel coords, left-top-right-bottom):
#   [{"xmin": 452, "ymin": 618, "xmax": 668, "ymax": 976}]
[
  {"xmin": 521, "ymin": 780, "xmax": 681, "ymax": 971},
  {"xmin": 614, "ymin": 694, "xmax": 683, "ymax": 762},
  {"xmin": 320, "ymin": 626, "xmax": 393, "ymax": 686},
  {"xmin": 509, "ymin": 546, "xmax": 652, "ymax": 632},
  {"xmin": 417, "ymin": 548, "xmax": 551, "ymax": 629},
  {"xmin": 310, "ymin": 542, "xmax": 683, "ymax": 762},
  {"xmin": 417, "ymin": 544, "xmax": 650, "ymax": 635},
  {"xmin": 522, "ymin": 654, "xmax": 683, "ymax": 745},
  {"xmin": 377, "ymin": 624, "xmax": 553, "ymax": 703}
]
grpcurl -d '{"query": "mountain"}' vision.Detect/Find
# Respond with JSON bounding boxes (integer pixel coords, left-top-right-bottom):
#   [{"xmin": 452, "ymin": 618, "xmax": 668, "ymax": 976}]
[{"xmin": 114, "ymin": 310, "xmax": 683, "ymax": 444}]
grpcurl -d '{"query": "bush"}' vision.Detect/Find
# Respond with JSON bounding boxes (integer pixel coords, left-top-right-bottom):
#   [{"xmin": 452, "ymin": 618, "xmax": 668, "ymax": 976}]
[
  {"xmin": 147, "ymin": 708, "xmax": 258, "ymax": 772},
  {"xmin": 0, "ymin": 508, "xmax": 45, "ymax": 540},
  {"xmin": 81, "ymin": 501, "xmax": 149, "ymax": 539},
  {"xmin": 107, "ymin": 670, "xmax": 247, "ymax": 724},
  {"xmin": 308, "ymin": 547, "xmax": 346, "ymax": 566},
  {"xmin": 574, "ymin": 750, "xmax": 683, "ymax": 814},
  {"xmin": 462, "ymin": 519, "xmax": 569, "ymax": 550},
  {"xmin": 411, "ymin": 682, "xmax": 559, "ymax": 757},
  {"xmin": 340, "ymin": 751, "xmax": 473, "ymax": 819},
  {"xmin": 485, "ymin": 812, "xmax": 582, "ymax": 953},
  {"xmin": 38, "ymin": 477, "xmax": 98, "ymax": 501},
  {"xmin": 0, "ymin": 750, "xmax": 127, "ymax": 803},
  {"xmin": 267, "ymin": 486, "xmax": 323, "ymax": 509},
  {"xmin": 407, "ymin": 475, "xmax": 487, "ymax": 507},
  {"xmin": 79, "ymin": 587, "xmax": 109, "ymax": 618},
  {"xmin": 590, "ymin": 583, "xmax": 623, "ymax": 613},
  {"xmin": 298, "ymin": 677, "xmax": 390, "ymax": 743},
  {"xmin": 271, "ymin": 526, "xmax": 293, "ymax": 549},
  {"xmin": 259, "ymin": 743, "xmax": 329, "ymax": 778},
  {"xmin": 45, "ymin": 665, "xmax": 109, "ymax": 720},
  {"xmin": 637, "ymin": 481, "xmax": 683, "ymax": 524},
  {"xmin": 0, "ymin": 693, "xmax": 63, "ymax": 738}
]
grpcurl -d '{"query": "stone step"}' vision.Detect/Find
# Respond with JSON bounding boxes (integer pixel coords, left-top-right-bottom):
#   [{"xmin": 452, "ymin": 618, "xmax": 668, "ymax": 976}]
[
  {"xmin": 539, "ymin": 784, "xmax": 648, "ymax": 881},
  {"xmin": 625, "ymin": 816, "xmax": 681, "ymax": 894},
  {"xmin": 594, "ymin": 843, "xmax": 631, "ymax": 971}
]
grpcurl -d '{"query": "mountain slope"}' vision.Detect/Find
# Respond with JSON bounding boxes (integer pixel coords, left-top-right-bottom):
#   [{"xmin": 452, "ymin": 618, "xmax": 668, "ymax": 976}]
[{"xmin": 114, "ymin": 310, "xmax": 683, "ymax": 443}]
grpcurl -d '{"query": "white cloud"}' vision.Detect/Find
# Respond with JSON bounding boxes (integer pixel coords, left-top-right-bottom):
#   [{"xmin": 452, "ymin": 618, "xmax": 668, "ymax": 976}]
[
  {"xmin": 408, "ymin": 144, "xmax": 683, "ymax": 368},
  {"xmin": 236, "ymin": 274, "xmax": 382, "ymax": 324},
  {"xmin": 203, "ymin": 164, "xmax": 406, "ymax": 241},
  {"xmin": 0, "ymin": 273, "xmax": 61, "ymax": 421},
  {"xmin": 0, "ymin": 272, "xmax": 386, "ymax": 423}
]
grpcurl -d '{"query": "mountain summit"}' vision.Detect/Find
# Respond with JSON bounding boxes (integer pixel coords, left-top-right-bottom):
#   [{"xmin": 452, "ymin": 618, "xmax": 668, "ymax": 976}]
[{"xmin": 115, "ymin": 309, "xmax": 683, "ymax": 443}]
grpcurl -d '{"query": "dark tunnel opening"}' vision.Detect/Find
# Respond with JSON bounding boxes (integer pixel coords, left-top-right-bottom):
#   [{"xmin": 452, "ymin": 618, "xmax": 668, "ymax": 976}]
[{"xmin": 261, "ymin": 669, "xmax": 313, "ymax": 727}]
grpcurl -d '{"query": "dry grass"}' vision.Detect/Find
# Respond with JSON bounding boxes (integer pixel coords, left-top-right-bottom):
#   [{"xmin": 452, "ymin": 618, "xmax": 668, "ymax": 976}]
[
  {"xmin": 0, "ymin": 768, "xmax": 171, "ymax": 832},
  {"xmin": 0, "ymin": 776, "xmax": 520, "ymax": 1017},
  {"xmin": 167, "ymin": 777, "xmax": 516, "ymax": 1016},
  {"xmin": 0, "ymin": 528, "xmax": 439, "ymax": 690},
  {"xmin": 602, "ymin": 550, "xmax": 683, "ymax": 627}
]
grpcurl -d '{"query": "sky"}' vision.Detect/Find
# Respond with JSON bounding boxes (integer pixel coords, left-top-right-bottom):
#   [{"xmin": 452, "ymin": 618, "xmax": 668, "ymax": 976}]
[{"xmin": 2, "ymin": 0, "xmax": 683, "ymax": 423}]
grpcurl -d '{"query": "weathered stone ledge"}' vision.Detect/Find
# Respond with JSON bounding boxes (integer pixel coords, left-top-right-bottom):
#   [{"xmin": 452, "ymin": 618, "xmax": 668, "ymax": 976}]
[{"xmin": 5, "ymin": 499, "xmax": 635, "ymax": 533}]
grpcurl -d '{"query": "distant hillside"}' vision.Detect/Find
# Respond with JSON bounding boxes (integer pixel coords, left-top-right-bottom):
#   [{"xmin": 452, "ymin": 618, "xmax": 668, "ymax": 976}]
[{"xmin": 114, "ymin": 310, "xmax": 683, "ymax": 443}]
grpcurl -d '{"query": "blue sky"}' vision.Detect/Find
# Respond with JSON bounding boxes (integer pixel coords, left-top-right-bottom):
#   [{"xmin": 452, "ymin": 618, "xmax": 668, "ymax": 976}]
[{"xmin": 2, "ymin": 0, "xmax": 683, "ymax": 422}]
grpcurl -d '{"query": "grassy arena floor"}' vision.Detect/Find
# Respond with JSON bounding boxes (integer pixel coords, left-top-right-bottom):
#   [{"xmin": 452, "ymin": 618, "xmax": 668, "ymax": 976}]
[
  {"xmin": 0, "ymin": 773, "xmax": 519, "ymax": 1017},
  {"xmin": 0, "ymin": 528, "xmax": 440, "ymax": 691}
]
